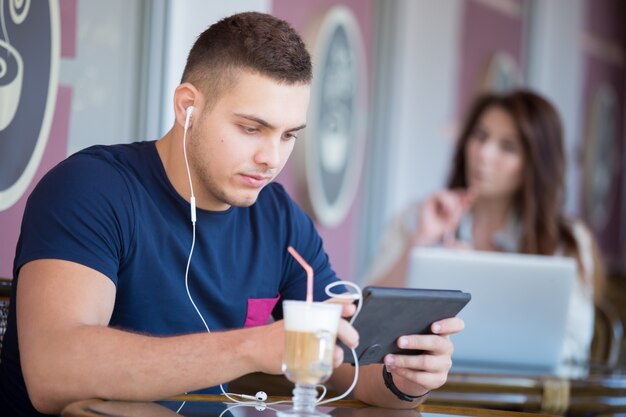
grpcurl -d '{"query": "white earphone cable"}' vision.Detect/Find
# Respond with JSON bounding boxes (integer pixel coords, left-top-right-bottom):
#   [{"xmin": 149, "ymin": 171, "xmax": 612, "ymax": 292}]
[
  {"xmin": 315, "ymin": 281, "xmax": 362, "ymax": 405},
  {"xmin": 179, "ymin": 109, "xmax": 362, "ymax": 412},
  {"xmin": 181, "ymin": 110, "xmax": 247, "ymax": 410}
]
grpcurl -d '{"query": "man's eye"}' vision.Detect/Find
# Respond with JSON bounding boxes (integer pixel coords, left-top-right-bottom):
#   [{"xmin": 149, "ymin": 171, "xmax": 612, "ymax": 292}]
[
  {"xmin": 242, "ymin": 126, "xmax": 258, "ymax": 134},
  {"xmin": 283, "ymin": 133, "xmax": 298, "ymax": 141}
]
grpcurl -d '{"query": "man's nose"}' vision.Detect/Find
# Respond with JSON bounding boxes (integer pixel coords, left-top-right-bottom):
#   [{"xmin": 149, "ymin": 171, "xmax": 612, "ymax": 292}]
[{"xmin": 254, "ymin": 137, "xmax": 281, "ymax": 169}]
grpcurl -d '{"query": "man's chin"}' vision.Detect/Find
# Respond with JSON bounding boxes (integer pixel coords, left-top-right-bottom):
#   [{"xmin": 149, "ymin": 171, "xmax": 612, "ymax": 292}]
[{"xmin": 228, "ymin": 193, "xmax": 261, "ymax": 208}]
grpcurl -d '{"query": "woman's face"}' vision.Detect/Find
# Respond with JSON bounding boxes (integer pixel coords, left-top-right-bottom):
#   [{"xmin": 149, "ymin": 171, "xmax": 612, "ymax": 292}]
[{"xmin": 465, "ymin": 106, "xmax": 525, "ymax": 200}]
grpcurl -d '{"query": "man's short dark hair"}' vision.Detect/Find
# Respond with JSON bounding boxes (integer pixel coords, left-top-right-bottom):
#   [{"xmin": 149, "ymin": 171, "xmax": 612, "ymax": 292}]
[{"xmin": 181, "ymin": 12, "xmax": 312, "ymax": 108}]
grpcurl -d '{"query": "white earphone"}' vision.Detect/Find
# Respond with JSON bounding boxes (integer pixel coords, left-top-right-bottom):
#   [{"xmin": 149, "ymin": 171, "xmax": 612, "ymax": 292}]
[
  {"xmin": 232, "ymin": 391, "xmax": 268, "ymax": 402},
  {"xmin": 182, "ymin": 105, "xmax": 196, "ymax": 224},
  {"xmin": 184, "ymin": 105, "xmax": 195, "ymax": 131}
]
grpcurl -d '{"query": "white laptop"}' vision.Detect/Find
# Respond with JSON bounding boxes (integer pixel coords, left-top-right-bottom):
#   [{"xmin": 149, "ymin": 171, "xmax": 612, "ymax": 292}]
[{"xmin": 406, "ymin": 247, "xmax": 577, "ymax": 375}]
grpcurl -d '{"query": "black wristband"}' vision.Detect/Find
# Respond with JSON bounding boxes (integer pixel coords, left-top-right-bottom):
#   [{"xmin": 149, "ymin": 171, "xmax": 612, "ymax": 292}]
[{"xmin": 382, "ymin": 366, "xmax": 430, "ymax": 402}]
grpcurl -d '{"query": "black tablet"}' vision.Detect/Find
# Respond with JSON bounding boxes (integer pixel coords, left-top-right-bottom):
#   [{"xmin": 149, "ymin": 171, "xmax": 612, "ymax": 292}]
[{"xmin": 340, "ymin": 286, "xmax": 471, "ymax": 365}]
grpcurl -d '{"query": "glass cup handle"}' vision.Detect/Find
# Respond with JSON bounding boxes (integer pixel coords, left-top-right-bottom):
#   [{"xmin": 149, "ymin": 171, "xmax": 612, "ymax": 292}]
[{"xmin": 315, "ymin": 330, "xmax": 333, "ymax": 361}]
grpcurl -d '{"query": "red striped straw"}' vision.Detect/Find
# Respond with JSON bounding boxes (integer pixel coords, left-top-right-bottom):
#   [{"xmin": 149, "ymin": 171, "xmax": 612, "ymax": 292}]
[{"xmin": 288, "ymin": 246, "xmax": 313, "ymax": 304}]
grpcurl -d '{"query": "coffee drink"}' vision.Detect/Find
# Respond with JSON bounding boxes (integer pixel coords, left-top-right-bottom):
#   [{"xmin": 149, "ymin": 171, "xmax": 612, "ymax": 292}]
[
  {"xmin": 283, "ymin": 330, "xmax": 336, "ymax": 385},
  {"xmin": 282, "ymin": 301, "xmax": 342, "ymax": 386}
]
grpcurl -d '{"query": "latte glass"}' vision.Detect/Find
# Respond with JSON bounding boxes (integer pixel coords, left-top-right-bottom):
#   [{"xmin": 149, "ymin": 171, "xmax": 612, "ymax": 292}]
[{"xmin": 279, "ymin": 300, "xmax": 342, "ymax": 417}]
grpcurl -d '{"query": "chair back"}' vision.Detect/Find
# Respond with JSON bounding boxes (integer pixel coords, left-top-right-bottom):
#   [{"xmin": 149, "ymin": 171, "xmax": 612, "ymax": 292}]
[
  {"xmin": 0, "ymin": 278, "xmax": 11, "ymax": 358},
  {"xmin": 591, "ymin": 299, "xmax": 623, "ymax": 369}
]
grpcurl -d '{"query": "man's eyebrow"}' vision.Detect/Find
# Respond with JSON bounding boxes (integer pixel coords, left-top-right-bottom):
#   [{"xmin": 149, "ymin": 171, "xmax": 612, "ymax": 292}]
[
  {"xmin": 287, "ymin": 124, "xmax": 307, "ymax": 132},
  {"xmin": 234, "ymin": 113, "xmax": 306, "ymax": 132}
]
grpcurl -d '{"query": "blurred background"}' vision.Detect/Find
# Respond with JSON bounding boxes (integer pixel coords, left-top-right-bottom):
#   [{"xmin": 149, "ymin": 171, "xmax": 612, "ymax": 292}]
[{"xmin": 0, "ymin": 0, "xmax": 624, "ymax": 324}]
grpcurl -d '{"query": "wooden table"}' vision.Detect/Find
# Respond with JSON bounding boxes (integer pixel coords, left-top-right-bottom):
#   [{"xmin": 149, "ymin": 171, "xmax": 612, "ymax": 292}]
[
  {"xmin": 226, "ymin": 368, "xmax": 626, "ymax": 417},
  {"xmin": 61, "ymin": 394, "xmax": 558, "ymax": 417},
  {"xmin": 425, "ymin": 371, "xmax": 626, "ymax": 416}
]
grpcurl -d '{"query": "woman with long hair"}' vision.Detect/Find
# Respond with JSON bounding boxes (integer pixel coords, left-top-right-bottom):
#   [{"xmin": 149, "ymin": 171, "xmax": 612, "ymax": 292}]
[{"xmin": 368, "ymin": 89, "xmax": 604, "ymax": 364}]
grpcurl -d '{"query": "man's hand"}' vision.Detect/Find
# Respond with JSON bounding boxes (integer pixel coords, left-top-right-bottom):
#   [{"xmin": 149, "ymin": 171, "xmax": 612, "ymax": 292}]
[
  {"xmin": 332, "ymin": 301, "xmax": 359, "ymax": 367},
  {"xmin": 248, "ymin": 320, "xmax": 287, "ymax": 375},
  {"xmin": 382, "ymin": 317, "xmax": 465, "ymax": 396},
  {"xmin": 252, "ymin": 300, "xmax": 358, "ymax": 374}
]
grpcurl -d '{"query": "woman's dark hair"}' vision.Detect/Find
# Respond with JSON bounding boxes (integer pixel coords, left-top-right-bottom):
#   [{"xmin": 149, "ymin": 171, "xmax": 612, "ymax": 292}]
[
  {"xmin": 448, "ymin": 90, "xmax": 568, "ymax": 254},
  {"xmin": 447, "ymin": 90, "xmax": 604, "ymax": 297}
]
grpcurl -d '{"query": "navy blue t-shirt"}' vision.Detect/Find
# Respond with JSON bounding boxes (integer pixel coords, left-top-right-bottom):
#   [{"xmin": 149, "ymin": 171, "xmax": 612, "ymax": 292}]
[{"xmin": 0, "ymin": 141, "xmax": 339, "ymax": 416}]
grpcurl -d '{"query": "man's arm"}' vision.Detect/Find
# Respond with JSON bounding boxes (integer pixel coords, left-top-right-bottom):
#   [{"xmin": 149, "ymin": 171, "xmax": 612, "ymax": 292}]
[{"xmin": 17, "ymin": 259, "xmax": 283, "ymax": 414}]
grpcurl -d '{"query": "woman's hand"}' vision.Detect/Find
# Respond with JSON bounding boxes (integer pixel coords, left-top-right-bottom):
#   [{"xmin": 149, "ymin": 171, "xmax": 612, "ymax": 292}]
[{"xmin": 413, "ymin": 189, "xmax": 474, "ymax": 246}]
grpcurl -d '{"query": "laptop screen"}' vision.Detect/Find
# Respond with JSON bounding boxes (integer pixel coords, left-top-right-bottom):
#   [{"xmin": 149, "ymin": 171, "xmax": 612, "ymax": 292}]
[{"xmin": 406, "ymin": 247, "xmax": 576, "ymax": 375}]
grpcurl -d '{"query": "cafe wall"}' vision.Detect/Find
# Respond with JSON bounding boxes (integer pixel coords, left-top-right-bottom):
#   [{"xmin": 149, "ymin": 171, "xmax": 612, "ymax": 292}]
[
  {"xmin": 0, "ymin": 0, "xmax": 76, "ymax": 279},
  {"xmin": 578, "ymin": 0, "xmax": 626, "ymax": 271},
  {"xmin": 1, "ymin": 0, "xmax": 625, "ymax": 282},
  {"xmin": 0, "ymin": 0, "xmax": 271, "ymax": 279},
  {"xmin": 358, "ymin": 0, "xmax": 626, "ymax": 278},
  {"xmin": 271, "ymin": 0, "xmax": 375, "ymax": 281}
]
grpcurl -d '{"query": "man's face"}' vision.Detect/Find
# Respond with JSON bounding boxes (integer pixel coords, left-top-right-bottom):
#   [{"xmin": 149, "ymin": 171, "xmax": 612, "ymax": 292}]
[{"xmin": 188, "ymin": 72, "xmax": 310, "ymax": 211}]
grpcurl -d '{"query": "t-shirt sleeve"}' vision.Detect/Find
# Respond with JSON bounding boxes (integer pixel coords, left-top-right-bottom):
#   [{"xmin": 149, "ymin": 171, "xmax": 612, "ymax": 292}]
[
  {"xmin": 271, "ymin": 184, "xmax": 340, "ymax": 312},
  {"xmin": 14, "ymin": 154, "xmax": 134, "ymax": 285}
]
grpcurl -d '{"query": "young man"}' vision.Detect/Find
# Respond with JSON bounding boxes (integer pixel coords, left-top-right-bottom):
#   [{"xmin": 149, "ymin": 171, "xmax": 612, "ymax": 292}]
[{"xmin": 0, "ymin": 12, "xmax": 463, "ymax": 416}]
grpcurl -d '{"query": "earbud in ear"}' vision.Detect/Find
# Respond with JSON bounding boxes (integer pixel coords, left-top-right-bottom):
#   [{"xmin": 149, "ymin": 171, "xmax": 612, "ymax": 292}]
[
  {"xmin": 184, "ymin": 106, "xmax": 195, "ymax": 131},
  {"xmin": 182, "ymin": 105, "xmax": 197, "ymax": 223}
]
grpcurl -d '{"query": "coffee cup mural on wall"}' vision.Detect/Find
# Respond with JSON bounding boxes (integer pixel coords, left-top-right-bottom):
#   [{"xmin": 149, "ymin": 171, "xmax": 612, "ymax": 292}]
[
  {"xmin": 0, "ymin": 39, "xmax": 23, "ymax": 131},
  {"xmin": 0, "ymin": 0, "xmax": 59, "ymax": 211}
]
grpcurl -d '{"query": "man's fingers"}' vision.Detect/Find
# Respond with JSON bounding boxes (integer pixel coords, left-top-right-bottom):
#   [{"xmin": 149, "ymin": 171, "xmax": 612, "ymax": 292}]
[
  {"xmin": 333, "ymin": 345, "xmax": 345, "ymax": 367},
  {"xmin": 341, "ymin": 302, "xmax": 357, "ymax": 318},
  {"xmin": 386, "ymin": 352, "xmax": 453, "ymax": 372},
  {"xmin": 431, "ymin": 317, "xmax": 465, "ymax": 335},
  {"xmin": 336, "ymin": 318, "xmax": 359, "ymax": 349},
  {"xmin": 395, "ymin": 334, "xmax": 453, "ymax": 354},
  {"xmin": 324, "ymin": 296, "xmax": 357, "ymax": 318},
  {"xmin": 390, "ymin": 366, "xmax": 449, "ymax": 390}
]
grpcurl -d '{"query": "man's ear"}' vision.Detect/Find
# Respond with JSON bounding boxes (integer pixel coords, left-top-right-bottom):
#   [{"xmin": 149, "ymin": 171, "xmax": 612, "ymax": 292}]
[{"xmin": 173, "ymin": 83, "xmax": 201, "ymax": 129}]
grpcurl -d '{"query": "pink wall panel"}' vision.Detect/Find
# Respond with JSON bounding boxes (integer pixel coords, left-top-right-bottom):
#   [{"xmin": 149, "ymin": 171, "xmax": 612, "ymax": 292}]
[
  {"xmin": 587, "ymin": 0, "xmax": 626, "ymax": 44},
  {"xmin": 581, "ymin": 55, "xmax": 625, "ymax": 263},
  {"xmin": 60, "ymin": 0, "xmax": 77, "ymax": 58},
  {"xmin": 456, "ymin": 0, "xmax": 524, "ymax": 118},
  {"xmin": 581, "ymin": 0, "xmax": 626, "ymax": 269},
  {"xmin": 271, "ymin": 0, "xmax": 374, "ymax": 281}
]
